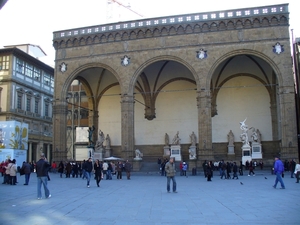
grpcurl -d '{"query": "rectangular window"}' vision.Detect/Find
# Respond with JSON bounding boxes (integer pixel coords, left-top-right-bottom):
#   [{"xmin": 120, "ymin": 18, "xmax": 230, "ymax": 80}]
[
  {"xmin": 17, "ymin": 95, "xmax": 22, "ymax": 109},
  {"xmin": 33, "ymin": 68, "xmax": 41, "ymax": 80},
  {"xmin": 16, "ymin": 58, "xmax": 25, "ymax": 74},
  {"xmin": 26, "ymin": 97, "xmax": 31, "ymax": 111},
  {"xmin": 0, "ymin": 55, "xmax": 10, "ymax": 70},
  {"xmin": 34, "ymin": 99, "xmax": 39, "ymax": 114},
  {"xmin": 45, "ymin": 103, "xmax": 49, "ymax": 117},
  {"xmin": 25, "ymin": 63, "xmax": 33, "ymax": 77},
  {"xmin": 44, "ymin": 73, "xmax": 50, "ymax": 85}
]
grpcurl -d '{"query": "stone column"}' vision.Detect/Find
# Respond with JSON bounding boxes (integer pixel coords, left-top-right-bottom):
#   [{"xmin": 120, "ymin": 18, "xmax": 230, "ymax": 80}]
[
  {"xmin": 197, "ymin": 90, "xmax": 213, "ymax": 161},
  {"xmin": 120, "ymin": 95, "xmax": 135, "ymax": 160},
  {"xmin": 53, "ymin": 101, "xmax": 68, "ymax": 161},
  {"xmin": 278, "ymin": 86, "xmax": 298, "ymax": 159},
  {"xmin": 47, "ymin": 144, "xmax": 51, "ymax": 161},
  {"xmin": 28, "ymin": 142, "xmax": 32, "ymax": 162}
]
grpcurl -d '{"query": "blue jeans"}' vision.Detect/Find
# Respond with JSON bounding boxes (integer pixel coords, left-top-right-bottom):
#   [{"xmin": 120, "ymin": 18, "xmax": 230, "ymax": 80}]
[
  {"xmin": 274, "ymin": 172, "xmax": 285, "ymax": 188},
  {"xmin": 25, "ymin": 173, "xmax": 30, "ymax": 184},
  {"xmin": 167, "ymin": 176, "xmax": 176, "ymax": 192},
  {"xmin": 37, "ymin": 176, "xmax": 50, "ymax": 198},
  {"xmin": 85, "ymin": 171, "xmax": 91, "ymax": 185},
  {"xmin": 106, "ymin": 170, "xmax": 112, "ymax": 180}
]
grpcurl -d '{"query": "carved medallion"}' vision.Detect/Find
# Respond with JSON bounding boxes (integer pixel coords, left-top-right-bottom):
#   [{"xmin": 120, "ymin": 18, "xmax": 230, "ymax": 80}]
[
  {"xmin": 121, "ymin": 55, "xmax": 130, "ymax": 66},
  {"xmin": 196, "ymin": 48, "xmax": 208, "ymax": 59},
  {"xmin": 273, "ymin": 42, "xmax": 284, "ymax": 54},
  {"xmin": 59, "ymin": 62, "xmax": 67, "ymax": 73}
]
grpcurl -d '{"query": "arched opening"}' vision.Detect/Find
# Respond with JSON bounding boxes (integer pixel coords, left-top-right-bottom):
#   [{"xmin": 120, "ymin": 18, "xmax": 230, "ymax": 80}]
[
  {"xmin": 211, "ymin": 54, "xmax": 280, "ymax": 161},
  {"xmin": 133, "ymin": 60, "xmax": 197, "ymax": 162}
]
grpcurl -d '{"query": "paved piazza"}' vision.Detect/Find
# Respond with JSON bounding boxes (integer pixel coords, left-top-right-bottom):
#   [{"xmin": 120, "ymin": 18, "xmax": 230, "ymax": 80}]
[{"xmin": 0, "ymin": 170, "xmax": 299, "ymax": 225}]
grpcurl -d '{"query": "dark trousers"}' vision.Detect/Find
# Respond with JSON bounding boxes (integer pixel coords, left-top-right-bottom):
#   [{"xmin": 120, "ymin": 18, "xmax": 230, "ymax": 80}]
[
  {"xmin": 296, "ymin": 171, "xmax": 300, "ymax": 183},
  {"xmin": 117, "ymin": 171, "xmax": 122, "ymax": 179},
  {"xmin": 126, "ymin": 171, "xmax": 131, "ymax": 179},
  {"xmin": 95, "ymin": 173, "xmax": 102, "ymax": 187}
]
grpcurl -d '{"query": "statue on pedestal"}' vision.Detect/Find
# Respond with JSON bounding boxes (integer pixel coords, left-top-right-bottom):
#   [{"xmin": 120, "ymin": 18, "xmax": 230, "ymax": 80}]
[
  {"xmin": 239, "ymin": 118, "xmax": 249, "ymax": 146},
  {"xmin": 95, "ymin": 130, "xmax": 105, "ymax": 152},
  {"xmin": 190, "ymin": 131, "xmax": 196, "ymax": 146},
  {"xmin": 172, "ymin": 131, "xmax": 181, "ymax": 145},
  {"xmin": 227, "ymin": 130, "xmax": 234, "ymax": 146},
  {"xmin": 165, "ymin": 133, "xmax": 169, "ymax": 146},
  {"xmin": 105, "ymin": 134, "xmax": 111, "ymax": 149}
]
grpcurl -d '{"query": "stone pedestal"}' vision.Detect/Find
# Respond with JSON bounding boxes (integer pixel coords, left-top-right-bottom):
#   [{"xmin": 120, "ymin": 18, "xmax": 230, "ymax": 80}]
[
  {"xmin": 227, "ymin": 145, "xmax": 235, "ymax": 155},
  {"xmin": 104, "ymin": 148, "xmax": 111, "ymax": 158},
  {"xmin": 189, "ymin": 146, "xmax": 197, "ymax": 160},
  {"xmin": 163, "ymin": 146, "xmax": 170, "ymax": 158},
  {"xmin": 241, "ymin": 144, "xmax": 252, "ymax": 165},
  {"xmin": 188, "ymin": 159, "xmax": 197, "ymax": 172},
  {"xmin": 251, "ymin": 142, "xmax": 263, "ymax": 159},
  {"xmin": 133, "ymin": 160, "xmax": 142, "ymax": 172},
  {"xmin": 170, "ymin": 145, "xmax": 182, "ymax": 162},
  {"xmin": 93, "ymin": 152, "xmax": 103, "ymax": 161}
]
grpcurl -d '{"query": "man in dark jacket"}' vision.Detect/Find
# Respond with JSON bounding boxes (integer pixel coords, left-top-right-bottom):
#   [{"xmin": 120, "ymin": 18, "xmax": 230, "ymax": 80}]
[
  {"xmin": 36, "ymin": 153, "xmax": 51, "ymax": 199},
  {"xmin": 124, "ymin": 160, "xmax": 132, "ymax": 180},
  {"xmin": 21, "ymin": 161, "xmax": 31, "ymax": 185},
  {"xmin": 273, "ymin": 156, "xmax": 285, "ymax": 189},
  {"xmin": 83, "ymin": 158, "xmax": 93, "ymax": 187}
]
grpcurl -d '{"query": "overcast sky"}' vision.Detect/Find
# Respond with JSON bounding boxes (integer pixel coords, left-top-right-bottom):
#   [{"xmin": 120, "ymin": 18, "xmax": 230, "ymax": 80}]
[{"xmin": 0, "ymin": 0, "xmax": 299, "ymax": 67}]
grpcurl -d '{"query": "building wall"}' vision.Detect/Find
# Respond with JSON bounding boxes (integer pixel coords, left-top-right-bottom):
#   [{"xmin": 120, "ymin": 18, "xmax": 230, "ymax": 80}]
[{"xmin": 52, "ymin": 4, "xmax": 298, "ymax": 164}]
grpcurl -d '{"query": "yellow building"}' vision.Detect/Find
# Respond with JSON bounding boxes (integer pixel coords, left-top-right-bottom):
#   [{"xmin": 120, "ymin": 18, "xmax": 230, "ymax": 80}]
[{"xmin": 0, "ymin": 44, "xmax": 54, "ymax": 163}]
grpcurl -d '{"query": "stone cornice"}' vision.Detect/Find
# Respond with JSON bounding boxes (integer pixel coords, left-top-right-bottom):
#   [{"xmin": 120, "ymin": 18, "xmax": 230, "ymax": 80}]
[{"xmin": 53, "ymin": 4, "xmax": 289, "ymax": 50}]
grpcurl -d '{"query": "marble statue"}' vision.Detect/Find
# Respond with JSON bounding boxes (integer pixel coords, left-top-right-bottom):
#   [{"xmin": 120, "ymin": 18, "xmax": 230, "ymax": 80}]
[
  {"xmin": 190, "ymin": 132, "xmax": 196, "ymax": 146},
  {"xmin": 97, "ymin": 130, "xmax": 105, "ymax": 147},
  {"xmin": 135, "ymin": 149, "xmax": 143, "ymax": 159},
  {"xmin": 105, "ymin": 134, "xmax": 111, "ymax": 149},
  {"xmin": 165, "ymin": 133, "xmax": 169, "ymax": 146},
  {"xmin": 250, "ymin": 128, "xmax": 262, "ymax": 144},
  {"xmin": 227, "ymin": 130, "xmax": 234, "ymax": 146},
  {"xmin": 172, "ymin": 131, "xmax": 181, "ymax": 145},
  {"xmin": 256, "ymin": 129, "xmax": 262, "ymax": 143},
  {"xmin": 239, "ymin": 118, "xmax": 249, "ymax": 145},
  {"xmin": 95, "ymin": 130, "xmax": 105, "ymax": 151}
]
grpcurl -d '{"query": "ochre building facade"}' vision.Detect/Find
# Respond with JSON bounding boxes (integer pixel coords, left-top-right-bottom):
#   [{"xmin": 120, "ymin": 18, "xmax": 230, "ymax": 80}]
[{"xmin": 52, "ymin": 4, "xmax": 298, "ymax": 167}]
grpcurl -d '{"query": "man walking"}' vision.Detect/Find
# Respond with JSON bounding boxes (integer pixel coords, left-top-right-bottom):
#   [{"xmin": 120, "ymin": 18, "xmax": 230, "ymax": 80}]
[
  {"xmin": 36, "ymin": 153, "xmax": 51, "ymax": 199},
  {"xmin": 165, "ymin": 157, "xmax": 177, "ymax": 193},
  {"xmin": 273, "ymin": 156, "xmax": 285, "ymax": 189},
  {"xmin": 125, "ymin": 160, "xmax": 132, "ymax": 180},
  {"xmin": 83, "ymin": 158, "xmax": 93, "ymax": 187}
]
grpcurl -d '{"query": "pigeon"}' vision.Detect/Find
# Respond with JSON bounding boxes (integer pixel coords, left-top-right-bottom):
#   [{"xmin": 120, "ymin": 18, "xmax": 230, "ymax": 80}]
[
  {"xmin": 265, "ymin": 177, "xmax": 268, "ymax": 179},
  {"xmin": 240, "ymin": 182, "xmax": 243, "ymax": 185}
]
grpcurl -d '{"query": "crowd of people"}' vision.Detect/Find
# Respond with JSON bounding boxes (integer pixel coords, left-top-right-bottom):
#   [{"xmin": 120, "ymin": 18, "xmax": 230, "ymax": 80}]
[
  {"xmin": 1, "ymin": 156, "xmax": 300, "ymax": 197},
  {"xmin": 51, "ymin": 159, "xmax": 132, "ymax": 187},
  {"xmin": 0, "ymin": 159, "xmax": 35, "ymax": 185}
]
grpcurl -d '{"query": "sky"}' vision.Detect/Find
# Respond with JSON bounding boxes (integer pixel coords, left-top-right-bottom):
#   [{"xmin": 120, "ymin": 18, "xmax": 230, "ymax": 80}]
[{"xmin": 0, "ymin": 0, "xmax": 299, "ymax": 67}]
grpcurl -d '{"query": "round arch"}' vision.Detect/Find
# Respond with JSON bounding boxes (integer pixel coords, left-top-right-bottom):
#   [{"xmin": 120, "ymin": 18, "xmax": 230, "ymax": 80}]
[
  {"xmin": 60, "ymin": 62, "xmax": 121, "ymax": 102},
  {"xmin": 206, "ymin": 49, "xmax": 283, "ymax": 89},
  {"xmin": 129, "ymin": 55, "xmax": 200, "ymax": 96}
]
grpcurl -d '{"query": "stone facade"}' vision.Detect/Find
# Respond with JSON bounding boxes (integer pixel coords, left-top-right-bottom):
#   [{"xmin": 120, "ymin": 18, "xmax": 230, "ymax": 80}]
[{"xmin": 52, "ymin": 4, "xmax": 298, "ymax": 166}]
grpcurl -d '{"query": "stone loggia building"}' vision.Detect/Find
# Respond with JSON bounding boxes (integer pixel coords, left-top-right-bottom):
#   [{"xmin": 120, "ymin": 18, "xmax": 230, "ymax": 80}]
[{"xmin": 52, "ymin": 3, "xmax": 298, "ymax": 167}]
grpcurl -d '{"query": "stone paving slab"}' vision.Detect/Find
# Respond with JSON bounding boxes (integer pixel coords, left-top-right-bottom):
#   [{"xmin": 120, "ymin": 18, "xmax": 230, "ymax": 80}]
[{"xmin": 0, "ymin": 170, "xmax": 299, "ymax": 225}]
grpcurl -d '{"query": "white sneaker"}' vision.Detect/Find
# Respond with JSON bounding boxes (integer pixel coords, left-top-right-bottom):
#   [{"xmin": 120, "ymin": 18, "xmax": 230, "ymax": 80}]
[
  {"xmin": 87, "ymin": 185, "xmax": 90, "ymax": 188},
  {"xmin": 248, "ymin": 175, "xmax": 250, "ymax": 176},
  {"xmin": 37, "ymin": 198, "xmax": 41, "ymax": 200},
  {"xmin": 47, "ymin": 194, "xmax": 51, "ymax": 199}
]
